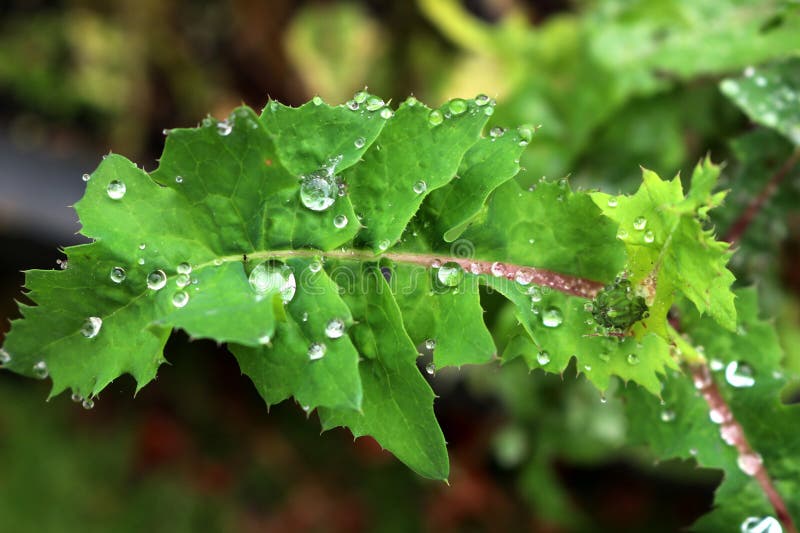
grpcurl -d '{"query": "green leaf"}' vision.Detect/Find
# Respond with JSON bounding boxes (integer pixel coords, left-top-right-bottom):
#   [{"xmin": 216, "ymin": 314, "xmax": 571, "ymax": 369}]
[
  {"xmin": 592, "ymin": 159, "xmax": 737, "ymax": 332},
  {"xmin": 720, "ymin": 58, "xmax": 800, "ymax": 146}
]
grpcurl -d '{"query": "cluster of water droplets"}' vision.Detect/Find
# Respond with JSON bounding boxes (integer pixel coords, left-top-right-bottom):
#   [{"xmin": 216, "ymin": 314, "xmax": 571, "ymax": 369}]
[
  {"xmin": 344, "ymin": 90, "xmax": 394, "ymax": 119},
  {"xmin": 427, "ymin": 94, "xmax": 497, "ymax": 127}
]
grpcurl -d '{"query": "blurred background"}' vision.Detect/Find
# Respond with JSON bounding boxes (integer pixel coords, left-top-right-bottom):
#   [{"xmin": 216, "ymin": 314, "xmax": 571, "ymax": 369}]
[{"xmin": 1, "ymin": 0, "xmax": 798, "ymax": 531}]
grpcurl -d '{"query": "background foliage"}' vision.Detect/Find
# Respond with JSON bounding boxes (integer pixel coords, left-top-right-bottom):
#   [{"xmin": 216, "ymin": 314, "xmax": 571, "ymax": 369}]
[{"xmin": 1, "ymin": 0, "xmax": 798, "ymax": 531}]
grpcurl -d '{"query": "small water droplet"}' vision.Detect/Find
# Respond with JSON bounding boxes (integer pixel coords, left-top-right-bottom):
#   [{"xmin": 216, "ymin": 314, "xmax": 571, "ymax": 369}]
[
  {"xmin": 0, "ymin": 348, "xmax": 11, "ymax": 365},
  {"xmin": 146, "ymin": 270, "xmax": 167, "ymax": 291},
  {"xmin": 107, "ymin": 180, "xmax": 126, "ymax": 200},
  {"xmin": 536, "ymin": 351, "xmax": 550, "ymax": 365},
  {"xmin": 489, "ymin": 127, "xmax": 504, "ymax": 138},
  {"xmin": 428, "ymin": 109, "xmax": 444, "ymax": 126},
  {"xmin": 175, "ymin": 175, "xmax": 184, "ymax": 184},
  {"xmin": 137, "ymin": 258, "xmax": 145, "ymax": 266},
  {"xmin": 380, "ymin": 108, "xmax": 394, "ymax": 119},
  {"xmin": 80, "ymin": 316, "xmax": 103, "ymax": 338},
  {"xmin": 248, "ymin": 262, "xmax": 296, "ymax": 303},
  {"xmin": 633, "ymin": 216, "xmax": 647, "ymax": 231},
  {"xmin": 258, "ymin": 333, "xmax": 271, "ymax": 345},
  {"xmin": 333, "ymin": 214, "xmax": 348, "ymax": 228},
  {"xmin": 365, "ymin": 96, "xmax": 385, "ymax": 111},
  {"xmin": 514, "ymin": 269, "xmax": 533, "ymax": 286},
  {"xmin": 617, "ymin": 229, "xmax": 628, "ymax": 239},
  {"xmin": 413, "ymin": 180, "xmax": 427, "ymax": 194},
  {"xmin": 627, "ymin": 353, "xmax": 640, "ymax": 365},
  {"xmin": 740, "ymin": 516, "xmax": 782, "ymax": 533},
  {"xmin": 541, "ymin": 307, "xmax": 563, "ymax": 328},
  {"xmin": 425, "ymin": 362, "xmax": 435, "ymax": 375},
  {"xmin": 448, "ymin": 98, "xmax": 467, "ymax": 115},
  {"xmin": 584, "ymin": 364, "xmax": 592, "ymax": 372},
  {"xmin": 484, "ymin": 106, "xmax": 494, "ymax": 116},
  {"xmin": 312, "ymin": 95, "xmax": 323, "ymax": 106},
  {"xmin": 437, "ymin": 262, "xmax": 464, "ymax": 287},
  {"xmin": 720, "ymin": 422, "xmax": 743, "ymax": 446},
  {"xmin": 725, "ymin": 361, "xmax": 755, "ymax": 388},
  {"xmin": 607, "ymin": 198, "xmax": 618, "ymax": 208},
  {"xmin": 660, "ymin": 409, "xmax": 675, "ymax": 422},
  {"xmin": 737, "ymin": 452, "xmax": 763, "ymax": 476},
  {"xmin": 176, "ymin": 262, "xmax": 192, "ymax": 275},
  {"xmin": 71, "ymin": 392, "xmax": 82, "ymax": 403},
  {"xmin": 490, "ymin": 262, "xmax": 506, "ymax": 277},
  {"xmin": 308, "ymin": 342, "xmax": 327, "ymax": 360},
  {"xmin": 354, "ymin": 137, "xmax": 366, "ymax": 148},
  {"xmin": 377, "ymin": 239, "xmax": 390, "ymax": 252},
  {"xmin": 709, "ymin": 408, "xmax": 727, "ymax": 424},
  {"xmin": 110, "ymin": 267, "xmax": 126, "ymax": 283},
  {"xmin": 517, "ymin": 125, "xmax": 534, "ymax": 144},
  {"xmin": 709, "ymin": 358, "xmax": 724, "ymax": 371},
  {"xmin": 217, "ymin": 120, "xmax": 232, "ymax": 136},
  {"xmin": 325, "ymin": 318, "xmax": 345, "ymax": 339},
  {"xmin": 425, "ymin": 339, "xmax": 436, "ymax": 350},
  {"xmin": 139, "ymin": 243, "xmax": 146, "ymax": 250},
  {"xmin": 33, "ymin": 361, "xmax": 48, "ymax": 379},
  {"xmin": 643, "ymin": 230, "xmax": 655, "ymax": 243},
  {"xmin": 528, "ymin": 286, "xmax": 542, "ymax": 302},
  {"xmin": 474, "ymin": 94, "xmax": 490, "ymax": 106},
  {"xmin": 308, "ymin": 260, "xmax": 322, "ymax": 273},
  {"xmin": 346, "ymin": 100, "xmax": 359, "ymax": 111},
  {"xmin": 172, "ymin": 290, "xmax": 189, "ymax": 308},
  {"xmin": 82, "ymin": 173, "xmax": 91, "ymax": 182},
  {"xmin": 82, "ymin": 398, "xmax": 95, "ymax": 410},
  {"xmin": 583, "ymin": 302, "xmax": 594, "ymax": 312}
]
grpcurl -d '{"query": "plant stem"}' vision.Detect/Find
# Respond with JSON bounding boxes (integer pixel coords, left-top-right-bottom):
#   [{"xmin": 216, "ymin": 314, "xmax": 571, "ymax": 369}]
[{"xmin": 724, "ymin": 148, "xmax": 800, "ymax": 244}]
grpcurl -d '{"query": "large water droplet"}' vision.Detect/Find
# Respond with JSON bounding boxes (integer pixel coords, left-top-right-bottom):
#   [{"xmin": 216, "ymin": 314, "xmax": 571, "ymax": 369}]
[
  {"xmin": 80, "ymin": 316, "xmax": 103, "ymax": 338},
  {"xmin": 437, "ymin": 262, "xmax": 464, "ymax": 287},
  {"xmin": 541, "ymin": 308, "xmax": 563, "ymax": 328},
  {"xmin": 33, "ymin": 361, "xmax": 48, "ymax": 379},
  {"xmin": 308, "ymin": 342, "xmax": 327, "ymax": 360},
  {"xmin": 627, "ymin": 353, "xmax": 641, "ymax": 365},
  {"xmin": 536, "ymin": 351, "xmax": 550, "ymax": 365},
  {"xmin": 299, "ymin": 170, "xmax": 337, "ymax": 211},
  {"xmin": 172, "ymin": 291, "xmax": 189, "ymax": 308},
  {"xmin": 325, "ymin": 318, "xmax": 345, "ymax": 339},
  {"xmin": 249, "ymin": 262, "xmax": 296, "ymax": 303},
  {"xmin": 428, "ymin": 110, "xmax": 444, "ymax": 126},
  {"xmin": 725, "ymin": 361, "xmax": 755, "ymax": 388},
  {"xmin": 333, "ymin": 214, "xmax": 348, "ymax": 229},
  {"xmin": 413, "ymin": 180, "xmax": 427, "ymax": 194},
  {"xmin": 146, "ymin": 270, "xmax": 167, "ymax": 291},
  {"xmin": 740, "ymin": 516, "xmax": 782, "ymax": 533},
  {"xmin": 633, "ymin": 216, "xmax": 647, "ymax": 231},
  {"xmin": 110, "ymin": 267, "xmax": 126, "ymax": 283},
  {"xmin": 448, "ymin": 98, "xmax": 467, "ymax": 115},
  {"xmin": 107, "ymin": 180, "xmax": 126, "ymax": 200}
]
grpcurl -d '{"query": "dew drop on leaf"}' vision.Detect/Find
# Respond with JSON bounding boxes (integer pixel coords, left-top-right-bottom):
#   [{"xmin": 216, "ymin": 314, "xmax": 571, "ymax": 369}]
[
  {"xmin": 626, "ymin": 353, "xmax": 640, "ymax": 365},
  {"xmin": 643, "ymin": 230, "xmax": 655, "ymax": 243},
  {"xmin": 325, "ymin": 318, "xmax": 345, "ymax": 339},
  {"xmin": 413, "ymin": 180, "xmax": 427, "ymax": 194},
  {"xmin": 737, "ymin": 452, "xmax": 763, "ymax": 476},
  {"xmin": 490, "ymin": 262, "xmax": 506, "ymax": 277},
  {"xmin": 71, "ymin": 392, "xmax": 82, "ymax": 403},
  {"xmin": 633, "ymin": 216, "xmax": 647, "ymax": 231},
  {"xmin": 146, "ymin": 270, "xmax": 167, "ymax": 291},
  {"xmin": 484, "ymin": 106, "xmax": 494, "ymax": 116},
  {"xmin": 740, "ymin": 516, "xmax": 782, "ymax": 533},
  {"xmin": 333, "ymin": 214, "xmax": 348, "ymax": 229},
  {"xmin": 217, "ymin": 120, "xmax": 232, "ymax": 136},
  {"xmin": 541, "ymin": 307, "xmax": 563, "ymax": 328},
  {"xmin": 720, "ymin": 422, "xmax": 743, "ymax": 446},
  {"xmin": 617, "ymin": 228, "xmax": 628, "ymax": 239},
  {"xmin": 514, "ymin": 269, "xmax": 533, "ymax": 286},
  {"xmin": 428, "ymin": 110, "xmax": 444, "ymax": 126},
  {"xmin": 709, "ymin": 408, "xmax": 727, "ymax": 424},
  {"xmin": 80, "ymin": 316, "xmax": 103, "ymax": 338},
  {"xmin": 299, "ymin": 171, "xmax": 337, "ymax": 211},
  {"xmin": 425, "ymin": 362, "xmax": 435, "ymax": 375},
  {"xmin": 82, "ymin": 173, "xmax": 91, "ymax": 182},
  {"xmin": 107, "ymin": 180, "xmax": 126, "ymax": 200},
  {"xmin": 660, "ymin": 410, "xmax": 675, "ymax": 422},
  {"xmin": 82, "ymin": 398, "xmax": 95, "ymax": 410},
  {"xmin": 437, "ymin": 262, "xmax": 464, "ymax": 287},
  {"xmin": 309, "ymin": 260, "xmax": 322, "ymax": 273},
  {"xmin": 536, "ymin": 351, "xmax": 550, "ymax": 365},
  {"xmin": 177, "ymin": 262, "xmax": 192, "ymax": 275},
  {"xmin": 175, "ymin": 274, "xmax": 190, "ymax": 288},
  {"xmin": 365, "ymin": 96, "xmax": 385, "ymax": 111},
  {"xmin": 0, "ymin": 348, "xmax": 11, "ymax": 365},
  {"xmin": 33, "ymin": 361, "xmax": 48, "ymax": 380},
  {"xmin": 474, "ymin": 94, "xmax": 490, "ymax": 106},
  {"xmin": 517, "ymin": 125, "xmax": 534, "ymax": 144},
  {"xmin": 175, "ymin": 176, "xmax": 184, "ymax": 184},
  {"xmin": 489, "ymin": 127, "xmax": 504, "ymax": 138},
  {"xmin": 378, "ymin": 240, "xmax": 390, "ymax": 252},
  {"xmin": 354, "ymin": 137, "xmax": 366, "ymax": 149},
  {"xmin": 248, "ymin": 262, "xmax": 296, "ymax": 303},
  {"xmin": 258, "ymin": 334, "xmax": 271, "ymax": 345},
  {"xmin": 448, "ymin": 98, "xmax": 467, "ymax": 115},
  {"xmin": 346, "ymin": 100, "xmax": 359, "ymax": 111},
  {"xmin": 308, "ymin": 342, "xmax": 327, "ymax": 361},
  {"xmin": 380, "ymin": 108, "xmax": 394, "ymax": 119},
  {"xmin": 172, "ymin": 291, "xmax": 189, "ymax": 308},
  {"xmin": 353, "ymin": 90, "xmax": 368, "ymax": 104},
  {"xmin": 709, "ymin": 358, "xmax": 724, "ymax": 371},
  {"xmin": 312, "ymin": 96, "xmax": 323, "ymax": 106},
  {"xmin": 425, "ymin": 339, "xmax": 436, "ymax": 350},
  {"xmin": 607, "ymin": 197, "xmax": 618, "ymax": 208},
  {"xmin": 528, "ymin": 286, "xmax": 542, "ymax": 302},
  {"xmin": 110, "ymin": 267, "xmax": 126, "ymax": 283},
  {"xmin": 725, "ymin": 361, "xmax": 755, "ymax": 388}
]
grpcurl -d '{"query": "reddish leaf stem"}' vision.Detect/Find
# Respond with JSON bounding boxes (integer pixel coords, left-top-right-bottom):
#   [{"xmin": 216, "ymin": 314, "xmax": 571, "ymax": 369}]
[
  {"xmin": 724, "ymin": 149, "xmax": 800, "ymax": 244},
  {"xmin": 691, "ymin": 363, "xmax": 797, "ymax": 533}
]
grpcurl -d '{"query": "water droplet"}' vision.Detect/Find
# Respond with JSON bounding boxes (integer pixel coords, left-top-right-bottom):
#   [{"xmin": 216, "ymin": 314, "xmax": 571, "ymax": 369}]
[
  {"xmin": 146, "ymin": 270, "xmax": 167, "ymax": 291},
  {"xmin": 107, "ymin": 180, "xmax": 126, "ymax": 200},
  {"xmin": 737, "ymin": 452, "xmax": 763, "ymax": 476},
  {"xmin": 660, "ymin": 409, "xmax": 675, "ymax": 422},
  {"xmin": 353, "ymin": 90, "xmax": 368, "ymax": 104},
  {"xmin": 71, "ymin": 392, "xmax": 82, "ymax": 403},
  {"xmin": 528, "ymin": 286, "xmax": 542, "ymax": 302},
  {"xmin": 428, "ymin": 109, "xmax": 444, "ymax": 126},
  {"xmin": 584, "ymin": 364, "xmax": 592, "ymax": 372},
  {"xmin": 325, "ymin": 318, "xmax": 345, "ymax": 339},
  {"xmin": 413, "ymin": 180, "xmax": 427, "ymax": 194},
  {"xmin": 474, "ymin": 94, "xmax": 490, "ymax": 106},
  {"xmin": 110, "ymin": 267, "xmax": 126, "ymax": 283},
  {"xmin": 643, "ymin": 230, "xmax": 655, "ymax": 243},
  {"xmin": 177, "ymin": 262, "xmax": 192, "ymax": 275},
  {"xmin": 425, "ymin": 362, "xmax": 436, "ymax": 375},
  {"xmin": 720, "ymin": 422, "xmax": 743, "ymax": 446},
  {"xmin": 217, "ymin": 120, "xmax": 232, "ymax": 136},
  {"xmin": 82, "ymin": 173, "xmax": 91, "ymax": 182},
  {"xmin": 725, "ymin": 361, "xmax": 755, "ymax": 388},
  {"xmin": 607, "ymin": 198, "xmax": 618, "ymax": 208},
  {"xmin": 346, "ymin": 100, "xmax": 359, "ymax": 111},
  {"xmin": 308, "ymin": 260, "xmax": 323, "ymax": 273},
  {"xmin": 333, "ymin": 214, "xmax": 348, "ymax": 228},
  {"xmin": 425, "ymin": 339, "xmax": 436, "ymax": 350},
  {"xmin": 617, "ymin": 229, "xmax": 628, "ymax": 240},
  {"xmin": 490, "ymin": 262, "xmax": 506, "ymax": 277},
  {"xmin": 583, "ymin": 302, "xmax": 594, "ymax": 312},
  {"xmin": 308, "ymin": 342, "xmax": 327, "ymax": 360},
  {"xmin": 354, "ymin": 137, "xmax": 366, "ymax": 148},
  {"xmin": 172, "ymin": 291, "xmax": 189, "ymax": 308},
  {"xmin": 33, "ymin": 361, "xmax": 48, "ymax": 379},
  {"xmin": 517, "ymin": 125, "xmax": 534, "ymax": 144},
  {"xmin": 740, "ymin": 516, "xmax": 782, "ymax": 533},
  {"xmin": 80, "ymin": 316, "xmax": 103, "ymax": 338},
  {"xmin": 514, "ymin": 269, "xmax": 533, "ymax": 286},
  {"xmin": 437, "ymin": 262, "xmax": 464, "ymax": 287},
  {"xmin": 299, "ymin": 170, "xmax": 337, "ymax": 211},
  {"xmin": 365, "ymin": 96, "xmax": 385, "ymax": 111},
  {"xmin": 541, "ymin": 307, "xmax": 563, "ymax": 328},
  {"xmin": 82, "ymin": 398, "xmax": 95, "ymax": 410},
  {"xmin": 755, "ymin": 76, "xmax": 767, "ymax": 87},
  {"xmin": 484, "ymin": 106, "xmax": 494, "ymax": 116},
  {"xmin": 448, "ymin": 98, "xmax": 467, "ymax": 115},
  {"xmin": 0, "ymin": 348, "xmax": 11, "ymax": 365},
  {"xmin": 598, "ymin": 352, "xmax": 610, "ymax": 362},
  {"xmin": 258, "ymin": 333, "xmax": 272, "ymax": 345},
  {"xmin": 378, "ymin": 239, "xmax": 390, "ymax": 252},
  {"xmin": 312, "ymin": 96, "xmax": 323, "ymax": 106},
  {"xmin": 489, "ymin": 127, "xmax": 504, "ymax": 138},
  {"xmin": 137, "ymin": 258, "xmax": 145, "ymax": 266},
  {"xmin": 627, "ymin": 353, "xmax": 640, "ymax": 365},
  {"xmin": 709, "ymin": 358, "xmax": 724, "ymax": 371},
  {"xmin": 633, "ymin": 216, "xmax": 647, "ymax": 231},
  {"xmin": 248, "ymin": 262, "xmax": 296, "ymax": 303},
  {"xmin": 709, "ymin": 408, "xmax": 727, "ymax": 424},
  {"xmin": 380, "ymin": 108, "xmax": 394, "ymax": 119},
  {"xmin": 175, "ymin": 175, "xmax": 184, "ymax": 184},
  {"xmin": 536, "ymin": 351, "xmax": 550, "ymax": 365}
]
